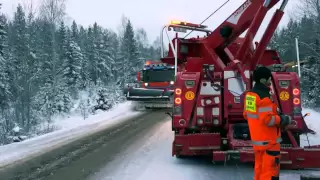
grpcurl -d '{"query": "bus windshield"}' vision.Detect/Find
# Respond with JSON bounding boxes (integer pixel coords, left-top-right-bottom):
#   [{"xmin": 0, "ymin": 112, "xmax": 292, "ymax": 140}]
[{"xmin": 142, "ymin": 69, "xmax": 174, "ymax": 82}]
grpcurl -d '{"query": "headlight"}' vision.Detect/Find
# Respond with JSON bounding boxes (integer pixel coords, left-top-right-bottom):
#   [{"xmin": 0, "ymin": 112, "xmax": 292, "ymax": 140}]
[
  {"xmin": 144, "ymin": 83, "xmax": 148, "ymax": 86},
  {"xmin": 170, "ymin": 81, "xmax": 174, "ymax": 85}
]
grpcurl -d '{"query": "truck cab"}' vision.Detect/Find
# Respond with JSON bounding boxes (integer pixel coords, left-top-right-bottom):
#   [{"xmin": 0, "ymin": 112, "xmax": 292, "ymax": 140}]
[{"xmin": 139, "ymin": 62, "xmax": 175, "ymax": 89}]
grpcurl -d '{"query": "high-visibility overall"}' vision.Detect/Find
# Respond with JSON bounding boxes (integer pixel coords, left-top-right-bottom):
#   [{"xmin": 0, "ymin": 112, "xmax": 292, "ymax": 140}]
[{"xmin": 243, "ymin": 91, "xmax": 282, "ymax": 180}]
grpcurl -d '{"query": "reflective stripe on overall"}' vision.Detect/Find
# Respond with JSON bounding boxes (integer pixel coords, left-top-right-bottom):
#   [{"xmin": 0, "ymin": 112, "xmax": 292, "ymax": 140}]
[{"xmin": 246, "ymin": 106, "xmax": 282, "ymax": 146}]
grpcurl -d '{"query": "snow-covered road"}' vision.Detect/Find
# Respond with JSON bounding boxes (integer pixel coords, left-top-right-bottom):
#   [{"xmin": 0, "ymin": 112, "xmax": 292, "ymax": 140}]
[
  {"xmin": 0, "ymin": 107, "xmax": 320, "ymax": 180},
  {"xmin": 0, "ymin": 102, "xmax": 142, "ymax": 169},
  {"xmin": 88, "ymin": 113, "xmax": 320, "ymax": 180}
]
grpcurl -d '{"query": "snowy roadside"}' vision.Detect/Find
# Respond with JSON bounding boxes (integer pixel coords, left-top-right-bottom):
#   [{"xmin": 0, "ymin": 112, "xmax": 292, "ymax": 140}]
[
  {"xmin": 301, "ymin": 108, "xmax": 320, "ymax": 147},
  {"xmin": 0, "ymin": 101, "xmax": 142, "ymax": 169}
]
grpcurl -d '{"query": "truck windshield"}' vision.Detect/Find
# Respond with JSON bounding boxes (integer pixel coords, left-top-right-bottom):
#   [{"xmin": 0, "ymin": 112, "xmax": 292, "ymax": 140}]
[{"xmin": 142, "ymin": 69, "xmax": 174, "ymax": 82}]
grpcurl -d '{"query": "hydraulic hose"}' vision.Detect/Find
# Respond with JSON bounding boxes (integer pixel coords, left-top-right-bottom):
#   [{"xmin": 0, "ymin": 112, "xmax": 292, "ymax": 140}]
[{"xmin": 205, "ymin": 70, "xmax": 241, "ymax": 96}]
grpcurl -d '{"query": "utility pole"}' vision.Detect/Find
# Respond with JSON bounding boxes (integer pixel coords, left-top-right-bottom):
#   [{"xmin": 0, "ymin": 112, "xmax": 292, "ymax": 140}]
[{"xmin": 295, "ymin": 37, "xmax": 301, "ymax": 78}]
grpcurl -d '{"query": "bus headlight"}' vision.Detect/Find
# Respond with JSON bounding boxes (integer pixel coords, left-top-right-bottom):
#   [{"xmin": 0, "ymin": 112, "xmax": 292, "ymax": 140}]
[
  {"xmin": 144, "ymin": 83, "xmax": 148, "ymax": 86},
  {"xmin": 170, "ymin": 81, "xmax": 174, "ymax": 85}
]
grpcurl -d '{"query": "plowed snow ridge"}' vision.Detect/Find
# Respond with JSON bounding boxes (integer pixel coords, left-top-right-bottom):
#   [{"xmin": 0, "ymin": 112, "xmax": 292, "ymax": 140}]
[{"xmin": 0, "ymin": 102, "xmax": 141, "ymax": 168}]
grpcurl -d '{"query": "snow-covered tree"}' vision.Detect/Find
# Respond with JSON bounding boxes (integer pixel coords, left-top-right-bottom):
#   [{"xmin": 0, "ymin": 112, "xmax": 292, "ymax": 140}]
[
  {"xmin": 118, "ymin": 20, "xmax": 141, "ymax": 85},
  {"xmin": 0, "ymin": 7, "xmax": 10, "ymax": 110},
  {"xmin": 0, "ymin": 6, "xmax": 165, "ymax": 144},
  {"xmin": 63, "ymin": 36, "xmax": 82, "ymax": 95}
]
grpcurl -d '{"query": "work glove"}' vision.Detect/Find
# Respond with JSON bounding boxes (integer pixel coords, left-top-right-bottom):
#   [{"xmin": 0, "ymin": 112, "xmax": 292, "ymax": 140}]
[{"xmin": 279, "ymin": 114, "xmax": 292, "ymax": 126}]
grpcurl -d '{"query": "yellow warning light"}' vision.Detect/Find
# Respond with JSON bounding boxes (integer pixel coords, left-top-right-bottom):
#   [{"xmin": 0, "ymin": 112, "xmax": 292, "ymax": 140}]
[
  {"xmin": 145, "ymin": 60, "xmax": 151, "ymax": 65},
  {"xmin": 169, "ymin": 20, "xmax": 207, "ymax": 29},
  {"xmin": 170, "ymin": 20, "xmax": 183, "ymax": 25}
]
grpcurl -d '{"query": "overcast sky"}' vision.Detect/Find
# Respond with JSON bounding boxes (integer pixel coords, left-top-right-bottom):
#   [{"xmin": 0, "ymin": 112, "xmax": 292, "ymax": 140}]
[{"xmin": 2, "ymin": 0, "xmax": 300, "ymax": 44}]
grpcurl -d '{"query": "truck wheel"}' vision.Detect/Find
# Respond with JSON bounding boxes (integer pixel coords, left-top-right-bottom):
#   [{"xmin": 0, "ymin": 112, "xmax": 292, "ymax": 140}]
[
  {"xmin": 300, "ymin": 174, "xmax": 320, "ymax": 180},
  {"xmin": 176, "ymin": 155, "xmax": 186, "ymax": 159},
  {"xmin": 175, "ymin": 152, "xmax": 187, "ymax": 159}
]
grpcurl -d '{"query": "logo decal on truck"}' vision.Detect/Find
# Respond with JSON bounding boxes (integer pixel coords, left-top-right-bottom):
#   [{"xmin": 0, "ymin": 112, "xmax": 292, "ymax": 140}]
[
  {"xmin": 185, "ymin": 91, "xmax": 195, "ymax": 100},
  {"xmin": 226, "ymin": 0, "xmax": 252, "ymax": 25},
  {"xmin": 279, "ymin": 91, "xmax": 289, "ymax": 101}
]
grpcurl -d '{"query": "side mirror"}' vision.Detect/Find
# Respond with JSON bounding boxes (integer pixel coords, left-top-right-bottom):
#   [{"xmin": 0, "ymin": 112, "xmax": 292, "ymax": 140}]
[{"xmin": 303, "ymin": 113, "xmax": 310, "ymax": 118}]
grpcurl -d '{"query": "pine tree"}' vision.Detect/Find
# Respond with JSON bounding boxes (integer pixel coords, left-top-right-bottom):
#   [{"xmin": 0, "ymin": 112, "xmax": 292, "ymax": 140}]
[
  {"xmin": 0, "ymin": 5, "xmax": 10, "ymax": 110},
  {"xmin": 63, "ymin": 34, "xmax": 82, "ymax": 95},
  {"xmin": 78, "ymin": 26, "xmax": 90, "ymax": 90},
  {"xmin": 95, "ymin": 30, "xmax": 113, "ymax": 84},
  {"xmin": 57, "ymin": 21, "xmax": 68, "ymax": 67},
  {"xmin": 10, "ymin": 4, "xmax": 30, "ymax": 127},
  {"xmin": 105, "ymin": 30, "xmax": 119, "ymax": 82},
  {"xmin": 86, "ymin": 26, "xmax": 98, "ymax": 85},
  {"xmin": 35, "ymin": 20, "xmax": 71, "ymax": 119},
  {"xmin": 71, "ymin": 20, "xmax": 78, "ymax": 40},
  {"xmin": 118, "ymin": 20, "xmax": 140, "ymax": 85}
]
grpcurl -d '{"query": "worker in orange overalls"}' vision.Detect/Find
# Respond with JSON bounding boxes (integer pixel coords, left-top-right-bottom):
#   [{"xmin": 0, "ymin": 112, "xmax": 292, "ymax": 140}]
[{"xmin": 243, "ymin": 66, "xmax": 292, "ymax": 180}]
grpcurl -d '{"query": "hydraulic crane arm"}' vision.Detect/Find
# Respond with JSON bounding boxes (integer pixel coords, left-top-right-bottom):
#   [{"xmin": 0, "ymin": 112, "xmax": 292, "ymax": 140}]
[
  {"xmin": 205, "ymin": 0, "xmax": 280, "ymax": 50},
  {"xmin": 203, "ymin": 0, "xmax": 288, "ymax": 90}
]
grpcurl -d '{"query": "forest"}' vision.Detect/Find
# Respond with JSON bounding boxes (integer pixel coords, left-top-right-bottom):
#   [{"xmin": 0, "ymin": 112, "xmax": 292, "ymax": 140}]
[
  {"xmin": 269, "ymin": 0, "xmax": 320, "ymax": 109},
  {"xmin": 0, "ymin": 1, "xmax": 162, "ymax": 144}
]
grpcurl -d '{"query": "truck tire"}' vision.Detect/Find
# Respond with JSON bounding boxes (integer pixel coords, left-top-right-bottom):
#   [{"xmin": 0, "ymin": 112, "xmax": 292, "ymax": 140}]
[
  {"xmin": 176, "ymin": 154, "xmax": 187, "ymax": 159},
  {"xmin": 300, "ymin": 174, "xmax": 320, "ymax": 180}
]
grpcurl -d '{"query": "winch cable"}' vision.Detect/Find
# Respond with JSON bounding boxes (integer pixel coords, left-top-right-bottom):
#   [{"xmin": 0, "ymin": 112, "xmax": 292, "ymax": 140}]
[{"xmin": 183, "ymin": 0, "xmax": 231, "ymax": 39}]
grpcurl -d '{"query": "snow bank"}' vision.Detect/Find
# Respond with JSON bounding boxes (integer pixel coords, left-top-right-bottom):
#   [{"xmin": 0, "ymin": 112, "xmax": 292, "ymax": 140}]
[
  {"xmin": 52, "ymin": 101, "xmax": 133, "ymax": 130},
  {"xmin": 301, "ymin": 108, "xmax": 320, "ymax": 146},
  {"xmin": 0, "ymin": 101, "xmax": 141, "ymax": 168}
]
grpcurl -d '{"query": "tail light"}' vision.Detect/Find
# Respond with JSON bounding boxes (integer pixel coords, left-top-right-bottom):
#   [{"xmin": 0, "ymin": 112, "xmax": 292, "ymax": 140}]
[
  {"xmin": 174, "ymin": 87, "xmax": 182, "ymax": 115},
  {"xmin": 175, "ymin": 88, "xmax": 182, "ymax": 95},
  {"xmin": 292, "ymin": 87, "xmax": 301, "ymax": 106},
  {"xmin": 293, "ymin": 98, "xmax": 300, "ymax": 105},
  {"xmin": 175, "ymin": 97, "xmax": 182, "ymax": 105},
  {"xmin": 293, "ymin": 88, "xmax": 300, "ymax": 96}
]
